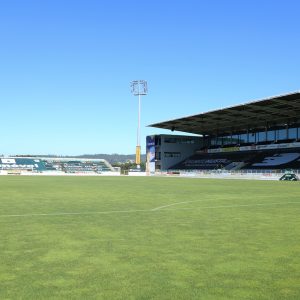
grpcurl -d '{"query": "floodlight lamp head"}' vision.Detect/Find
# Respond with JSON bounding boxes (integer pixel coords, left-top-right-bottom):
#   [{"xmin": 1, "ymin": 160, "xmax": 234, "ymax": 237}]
[{"xmin": 130, "ymin": 80, "xmax": 148, "ymax": 96}]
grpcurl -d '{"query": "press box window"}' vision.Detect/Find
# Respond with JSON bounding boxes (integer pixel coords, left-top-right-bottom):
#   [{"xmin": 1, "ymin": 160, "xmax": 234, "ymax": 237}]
[{"xmin": 164, "ymin": 152, "xmax": 181, "ymax": 158}]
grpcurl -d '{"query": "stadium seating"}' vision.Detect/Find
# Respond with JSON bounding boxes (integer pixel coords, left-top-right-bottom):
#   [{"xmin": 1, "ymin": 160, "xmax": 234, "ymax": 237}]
[
  {"xmin": 251, "ymin": 153, "xmax": 300, "ymax": 167},
  {"xmin": 169, "ymin": 148, "xmax": 300, "ymax": 171},
  {"xmin": 62, "ymin": 161, "xmax": 112, "ymax": 173},
  {"xmin": 0, "ymin": 157, "xmax": 114, "ymax": 174},
  {"xmin": 0, "ymin": 158, "xmax": 46, "ymax": 172},
  {"xmin": 170, "ymin": 152, "xmax": 255, "ymax": 170},
  {"xmin": 246, "ymin": 150, "xmax": 300, "ymax": 169}
]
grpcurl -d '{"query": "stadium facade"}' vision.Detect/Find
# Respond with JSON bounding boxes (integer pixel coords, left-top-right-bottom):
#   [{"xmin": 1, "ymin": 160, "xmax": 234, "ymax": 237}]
[{"xmin": 147, "ymin": 91, "xmax": 300, "ymax": 173}]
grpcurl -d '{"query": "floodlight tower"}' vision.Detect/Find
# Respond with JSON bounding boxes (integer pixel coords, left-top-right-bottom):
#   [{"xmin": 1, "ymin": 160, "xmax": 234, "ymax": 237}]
[{"xmin": 130, "ymin": 80, "xmax": 148, "ymax": 169}]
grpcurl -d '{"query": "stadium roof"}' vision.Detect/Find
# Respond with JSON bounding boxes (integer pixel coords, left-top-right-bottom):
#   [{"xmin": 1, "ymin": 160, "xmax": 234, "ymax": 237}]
[{"xmin": 149, "ymin": 91, "xmax": 300, "ymax": 136}]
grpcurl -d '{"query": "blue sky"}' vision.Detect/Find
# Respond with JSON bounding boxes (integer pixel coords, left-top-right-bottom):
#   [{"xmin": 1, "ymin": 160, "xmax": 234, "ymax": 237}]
[{"xmin": 0, "ymin": 0, "xmax": 299, "ymax": 155}]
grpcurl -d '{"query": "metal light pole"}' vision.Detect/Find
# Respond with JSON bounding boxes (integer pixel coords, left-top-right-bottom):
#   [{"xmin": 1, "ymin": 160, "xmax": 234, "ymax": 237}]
[{"xmin": 130, "ymin": 80, "xmax": 148, "ymax": 169}]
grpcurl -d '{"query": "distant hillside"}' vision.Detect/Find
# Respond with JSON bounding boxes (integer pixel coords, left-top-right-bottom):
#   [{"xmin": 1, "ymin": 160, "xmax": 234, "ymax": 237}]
[
  {"xmin": 14, "ymin": 153, "xmax": 146, "ymax": 164},
  {"xmin": 77, "ymin": 154, "xmax": 146, "ymax": 164}
]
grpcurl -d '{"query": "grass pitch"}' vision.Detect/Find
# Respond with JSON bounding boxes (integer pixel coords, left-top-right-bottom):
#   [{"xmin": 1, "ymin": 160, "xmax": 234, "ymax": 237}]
[{"xmin": 0, "ymin": 176, "xmax": 300, "ymax": 299}]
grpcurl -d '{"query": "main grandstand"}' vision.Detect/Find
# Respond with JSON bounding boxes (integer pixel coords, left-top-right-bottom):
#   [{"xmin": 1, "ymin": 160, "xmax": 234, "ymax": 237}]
[
  {"xmin": 147, "ymin": 91, "xmax": 300, "ymax": 173},
  {"xmin": 0, "ymin": 157, "xmax": 115, "ymax": 175}
]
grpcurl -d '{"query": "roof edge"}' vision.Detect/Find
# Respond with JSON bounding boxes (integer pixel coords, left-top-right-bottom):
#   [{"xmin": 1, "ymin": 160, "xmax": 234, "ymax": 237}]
[{"xmin": 148, "ymin": 90, "xmax": 300, "ymax": 127}]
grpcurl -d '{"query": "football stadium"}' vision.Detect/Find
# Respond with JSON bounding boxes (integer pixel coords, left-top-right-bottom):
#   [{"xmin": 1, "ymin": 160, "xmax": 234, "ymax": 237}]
[
  {"xmin": 147, "ymin": 91, "xmax": 300, "ymax": 180},
  {"xmin": 1, "ymin": 91, "xmax": 300, "ymax": 300}
]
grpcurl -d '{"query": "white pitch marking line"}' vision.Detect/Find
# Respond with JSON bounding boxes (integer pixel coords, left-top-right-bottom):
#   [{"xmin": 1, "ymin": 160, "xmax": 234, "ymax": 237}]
[
  {"xmin": 150, "ymin": 195, "xmax": 289, "ymax": 211},
  {"xmin": 0, "ymin": 201, "xmax": 299, "ymax": 218},
  {"xmin": 162, "ymin": 201, "xmax": 300, "ymax": 211},
  {"xmin": 0, "ymin": 209, "xmax": 149, "ymax": 218},
  {"xmin": 98, "ymin": 238, "xmax": 126, "ymax": 242},
  {"xmin": 151, "ymin": 199, "xmax": 217, "ymax": 211}
]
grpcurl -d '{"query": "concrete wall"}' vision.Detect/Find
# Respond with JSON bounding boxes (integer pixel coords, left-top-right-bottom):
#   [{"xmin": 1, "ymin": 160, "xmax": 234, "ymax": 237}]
[{"xmin": 154, "ymin": 134, "xmax": 203, "ymax": 170}]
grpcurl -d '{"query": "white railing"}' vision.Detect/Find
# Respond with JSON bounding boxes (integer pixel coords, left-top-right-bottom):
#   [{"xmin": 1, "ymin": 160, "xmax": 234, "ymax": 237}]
[
  {"xmin": 155, "ymin": 169, "xmax": 300, "ymax": 180},
  {"xmin": 167, "ymin": 169, "xmax": 300, "ymax": 175}
]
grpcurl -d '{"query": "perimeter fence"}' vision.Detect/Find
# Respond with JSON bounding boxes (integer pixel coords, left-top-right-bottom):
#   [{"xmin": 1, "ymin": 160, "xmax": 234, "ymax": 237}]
[{"xmin": 156, "ymin": 169, "xmax": 300, "ymax": 180}]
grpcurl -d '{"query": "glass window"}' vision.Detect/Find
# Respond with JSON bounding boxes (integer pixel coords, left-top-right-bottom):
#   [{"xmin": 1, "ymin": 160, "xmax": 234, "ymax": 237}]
[
  {"xmin": 223, "ymin": 136, "xmax": 232, "ymax": 145},
  {"xmin": 257, "ymin": 131, "xmax": 266, "ymax": 143},
  {"xmin": 164, "ymin": 152, "xmax": 181, "ymax": 158},
  {"xmin": 288, "ymin": 127, "xmax": 297, "ymax": 140},
  {"xmin": 216, "ymin": 137, "xmax": 222, "ymax": 146},
  {"xmin": 164, "ymin": 138, "xmax": 177, "ymax": 143},
  {"xmin": 248, "ymin": 132, "xmax": 255, "ymax": 143},
  {"xmin": 218, "ymin": 137, "xmax": 223, "ymax": 145},
  {"xmin": 180, "ymin": 138, "xmax": 195, "ymax": 144},
  {"xmin": 277, "ymin": 128, "xmax": 287, "ymax": 140},
  {"xmin": 232, "ymin": 134, "xmax": 239, "ymax": 144},
  {"xmin": 155, "ymin": 152, "xmax": 161, "ymax": 160},
  {"xmin": 203, "ymin": 137, "xmax": 210, "ymax": 147},
  {"xmin": 211, "ymin": 137, "xmax": 221, "ymax": 146},
  {"xmin": 240, "ymin": 133, "xmax": 248, "ymax": 144},
  {"xmin": 267, "ymin": 130, "xmax": 275, "ymax": 142}
]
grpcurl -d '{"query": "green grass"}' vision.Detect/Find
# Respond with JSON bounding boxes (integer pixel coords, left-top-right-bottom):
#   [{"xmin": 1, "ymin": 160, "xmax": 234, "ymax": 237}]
[{"xmin": 0, "ymin": 176, "xmax": 300, "ymax": 300}]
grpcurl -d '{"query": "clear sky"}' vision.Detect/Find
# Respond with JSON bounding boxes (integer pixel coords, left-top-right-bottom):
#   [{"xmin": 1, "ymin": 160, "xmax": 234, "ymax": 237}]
[{"xmin": 0, "ymin": 0, "xmax": 299, "ymax": 155}]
